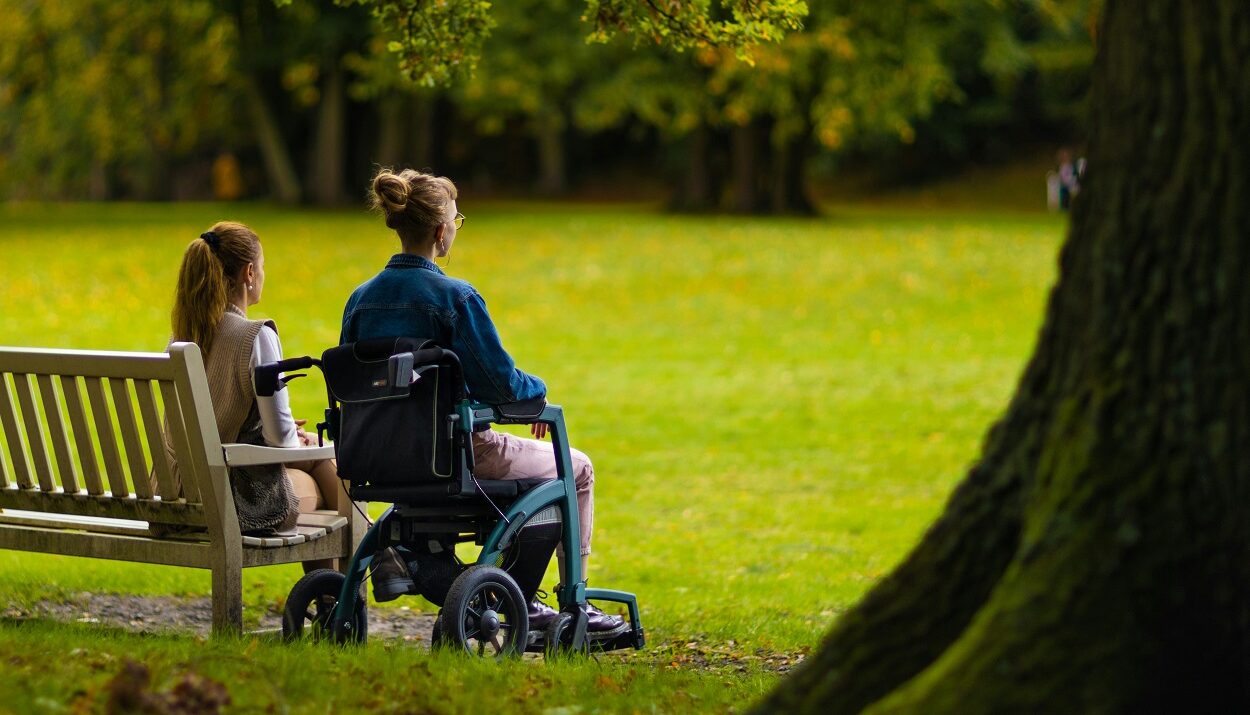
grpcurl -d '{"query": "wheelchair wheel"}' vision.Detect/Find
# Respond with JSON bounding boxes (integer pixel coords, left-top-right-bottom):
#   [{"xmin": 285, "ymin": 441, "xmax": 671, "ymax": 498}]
[
  {"xmin": 282, "ymin": 569, "xmax": 367, "ymax": 644},
  {"xmin": 543, "ymin": 612, "xmax": 588, "ymax": 661},
  {"xmin": 441, "ymin": 565, "xmax": 529, "ymax": 658}
]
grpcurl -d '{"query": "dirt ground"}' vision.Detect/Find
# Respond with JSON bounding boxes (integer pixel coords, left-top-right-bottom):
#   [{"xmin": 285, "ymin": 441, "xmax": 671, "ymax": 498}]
[{"xmin": 4, "ymin": 592, "xmax": 439, "ymax": 642}]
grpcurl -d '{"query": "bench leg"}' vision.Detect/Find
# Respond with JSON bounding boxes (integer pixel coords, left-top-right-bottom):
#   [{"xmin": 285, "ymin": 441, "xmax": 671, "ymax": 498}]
[{"xmin": 211, "ymin": 560, "xmax": 243, "ymax": 635}]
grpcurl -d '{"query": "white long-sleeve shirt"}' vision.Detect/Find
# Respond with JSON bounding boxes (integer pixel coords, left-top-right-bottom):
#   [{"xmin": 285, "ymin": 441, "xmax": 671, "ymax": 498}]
[{"xmin": 247, "ymin": 325, "xmax": 300, "ymax": 448}]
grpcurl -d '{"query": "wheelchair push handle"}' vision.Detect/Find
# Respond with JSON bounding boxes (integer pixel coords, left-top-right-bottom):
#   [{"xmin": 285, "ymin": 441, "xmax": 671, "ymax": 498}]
[{"xmin": 254, "ymin": 356, "xmax": 321, "ymax": 397}]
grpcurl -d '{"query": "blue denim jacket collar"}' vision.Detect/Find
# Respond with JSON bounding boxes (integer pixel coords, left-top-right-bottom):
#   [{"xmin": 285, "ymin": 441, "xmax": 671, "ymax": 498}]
[{"xmin": 386, "ymin": 253, "xmax": 444, "ymax": 275}]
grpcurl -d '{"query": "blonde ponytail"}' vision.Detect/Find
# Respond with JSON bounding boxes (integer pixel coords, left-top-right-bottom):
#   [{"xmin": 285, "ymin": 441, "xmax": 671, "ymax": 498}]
[{"xmin": 171, "ymin": 222, "xmax": 260, "ymax": 351}]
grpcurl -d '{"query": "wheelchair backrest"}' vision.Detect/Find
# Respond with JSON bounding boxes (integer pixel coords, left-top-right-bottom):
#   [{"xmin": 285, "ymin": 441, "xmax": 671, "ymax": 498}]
[{"xmin": 322, "ymin": 338, "xmax": 465, "ymax": 489}]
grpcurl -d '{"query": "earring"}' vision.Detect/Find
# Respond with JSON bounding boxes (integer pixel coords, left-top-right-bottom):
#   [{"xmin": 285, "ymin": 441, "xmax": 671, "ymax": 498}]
[{"xmin": 248, "ymin": 284, "xmax": 253, "ymax": 291}]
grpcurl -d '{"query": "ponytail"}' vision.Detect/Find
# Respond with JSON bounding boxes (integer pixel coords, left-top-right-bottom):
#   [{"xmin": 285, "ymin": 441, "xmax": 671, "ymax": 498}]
[{"xmin": 171, "ymin": 221, "xmax": 260, "ymax": 351}]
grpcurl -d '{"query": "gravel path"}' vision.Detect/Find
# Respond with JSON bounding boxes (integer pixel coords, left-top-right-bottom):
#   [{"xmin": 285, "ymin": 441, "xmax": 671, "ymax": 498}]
[{"xmin": 5, "ymin": 593, "xmax": 439, "ymax": 642}]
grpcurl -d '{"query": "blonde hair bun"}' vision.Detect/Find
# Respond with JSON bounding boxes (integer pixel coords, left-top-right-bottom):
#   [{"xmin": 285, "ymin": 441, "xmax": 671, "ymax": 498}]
[{"xmin": 369, "ymin": 168, "xmax": 458, "ymax": 235}]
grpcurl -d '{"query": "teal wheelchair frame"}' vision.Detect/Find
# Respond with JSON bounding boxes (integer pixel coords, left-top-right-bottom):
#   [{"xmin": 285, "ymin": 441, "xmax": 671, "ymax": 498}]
[{"xmin": 258, "ymin": 343, "xmax": 644, "ymax": 658}]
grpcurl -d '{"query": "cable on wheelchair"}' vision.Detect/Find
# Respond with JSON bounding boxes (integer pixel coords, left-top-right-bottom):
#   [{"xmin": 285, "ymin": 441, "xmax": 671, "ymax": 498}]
[{"xmin": 469, "ymin": 474, "xmax": 511, "ymax": 526}]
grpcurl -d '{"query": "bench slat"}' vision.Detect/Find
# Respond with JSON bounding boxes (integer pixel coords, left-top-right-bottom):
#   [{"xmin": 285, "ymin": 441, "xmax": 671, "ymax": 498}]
[
  {"xmin": 110, "ymin": 379, "xmax": 152, "ymax": 499},
  {"xmin": 158, "ymin": 380, "xmax": 196, "ymax": 502},
  {"xmin": 0, "ymin": 510, "xmax": 151, "ymax": 537},
  {"xmin": 135, "ymin": 380, "xmax": 177, "ymax": 501},
  {"xmin": 242, "ymin": 532, "xmax": 306, "ymax": 547},
  {"xmin": 0, "ymin": 486, "xmax": 207, "ymax": 525},
  {"xmin": 0, "ymin": 373, "xmax": 31, "ymax": 488},
  {"xmin": 295, "ymin": 524, "xmax": 329, "ymax": 541},
  {"xmin": 0, "ymin": 348, "xmax": 177, "ymax": 381},
  {"xmin": 37, "ymin": 374, "xmax": 80, "ymax": 494},
  {"xmin": 61, "ymin": 377, "xmax": 105, "ymax": 495},
  {"xmin": 295, "ymin": 512, "xmax": 349, "ymax": 531},
  {"xmin": 13, "ymin": 374, "xmax": 55, "ymax": 491},
  {"xmin": 0, "ymin": 523, "xmax": 210, "ymax": 569},
  {"xmin": 85, "ymin": 378, "xmax": 129, "ymax": 498}
]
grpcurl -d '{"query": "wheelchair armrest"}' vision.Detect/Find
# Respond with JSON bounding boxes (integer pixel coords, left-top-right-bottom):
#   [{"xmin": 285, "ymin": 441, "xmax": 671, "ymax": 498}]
[{"xmin": 477, "ymin": 397, "xmax": 549, "ymax": 425}]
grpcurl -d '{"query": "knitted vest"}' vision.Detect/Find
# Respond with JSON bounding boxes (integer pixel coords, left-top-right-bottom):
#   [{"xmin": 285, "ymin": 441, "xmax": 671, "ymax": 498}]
[
  {"xmin": 205, "ymin": 305, "xmax": 273, "ymax": 443},
  {"xmin": 162, "ymin": 305, "xmax": 297, "ymax": 534}
]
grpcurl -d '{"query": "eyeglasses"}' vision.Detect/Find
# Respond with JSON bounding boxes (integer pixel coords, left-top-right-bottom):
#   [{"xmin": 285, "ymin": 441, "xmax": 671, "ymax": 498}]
[{"xmin": 453, "ymin": 212, "xmax": 465, "ymax": 229}]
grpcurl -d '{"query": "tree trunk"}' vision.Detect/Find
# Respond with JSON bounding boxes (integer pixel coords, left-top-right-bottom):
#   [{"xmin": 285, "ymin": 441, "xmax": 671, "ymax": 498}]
[
  {"xmin": 409, "ymin": 94, "xmax": 437, "ymax": 170},
  {"xmin": 669, "ymin": 123, "xmax": 719, "ymax": 212},
  {"xmin": 730, "ymin": 119, "xmax": 769, "ymax": 214},
  {"xmin": 535, "ymin": 110, "xmax": 568, "ymax": 196},
  {"xmin": 771, "ymin": 130, "xmax": 815, "ymax": 215},
  {"xmin": 375, "ymin": 93, "xmax": 405, "ymax": 168},
  {"xmin": 309, "ymin": 62, "xmax": 346, "ymax": 205},
  {"xmin": 242, "ymin": 76, "xmax": 301, "ymax": 204},
  {"xmin": 756, "ymin": 2, "xmax": 1250, "ymax": 712}
]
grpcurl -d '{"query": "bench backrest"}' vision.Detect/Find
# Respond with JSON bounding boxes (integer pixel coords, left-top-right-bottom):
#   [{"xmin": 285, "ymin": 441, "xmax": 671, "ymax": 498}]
[{"xmin": 0, "ymin": 342, "xmax": 223, "ymax": 528}]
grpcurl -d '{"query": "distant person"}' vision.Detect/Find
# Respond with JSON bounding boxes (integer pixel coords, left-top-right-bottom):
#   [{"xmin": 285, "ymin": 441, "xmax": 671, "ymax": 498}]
[
  {"xmin": 167, "ymin": 223, "xmax": 400, "ymax": 575},
  {"xmin": 1056, "ymin": 148, "xmax": 1085, "ymax": 211},
  {"xmin": 340, "ymin": 167, "xmax": 626, "ymax": 636}
]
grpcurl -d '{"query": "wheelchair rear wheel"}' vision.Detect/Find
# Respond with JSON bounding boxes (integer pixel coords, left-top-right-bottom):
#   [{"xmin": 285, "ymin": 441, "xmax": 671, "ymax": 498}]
[
  {"xmin": 441, "ymin": 565, "xmax": 529, "ymax": 658},
  {"xmin": 282, "ymin": 569, "xmax": 367, "ymax": 644}
]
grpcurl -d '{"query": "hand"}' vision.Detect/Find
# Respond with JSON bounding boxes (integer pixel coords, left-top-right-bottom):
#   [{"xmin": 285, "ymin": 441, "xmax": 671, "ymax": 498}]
[
  {"xmin": 294, "ymin": 419, "xmax": 308, "ymax": 428},
  {"xmin": 530, "ymin": 422, "xmax": 547, "ymax": 440}
]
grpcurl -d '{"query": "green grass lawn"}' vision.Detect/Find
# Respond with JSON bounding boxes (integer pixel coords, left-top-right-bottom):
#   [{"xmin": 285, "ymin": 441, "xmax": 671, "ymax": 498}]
[{"xmin": 0, "ymin": 199, "xmax": 1064, "ymax": 712}]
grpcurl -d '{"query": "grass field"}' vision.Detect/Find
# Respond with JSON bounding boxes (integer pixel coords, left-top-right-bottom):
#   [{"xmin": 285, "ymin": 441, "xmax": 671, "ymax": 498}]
[{"xmin": 0, "ymin": 198, "xmax": 1064, "ymax": 712}]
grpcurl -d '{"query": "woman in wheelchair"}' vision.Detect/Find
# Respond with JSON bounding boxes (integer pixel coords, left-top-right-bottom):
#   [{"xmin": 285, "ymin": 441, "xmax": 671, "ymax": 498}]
[
  {"xmin": 168, "ymin": 222, "xmax": 405, "ymax": 581},
  {"xmin": 339, "ymin": 168, "xmax": 624, "ymax": 635}
]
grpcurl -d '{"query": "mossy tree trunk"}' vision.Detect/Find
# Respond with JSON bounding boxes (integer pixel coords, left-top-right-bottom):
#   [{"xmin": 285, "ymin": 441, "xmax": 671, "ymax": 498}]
[{"xmin": 755, "ymin": 2, "xmax": 1250, "ymax": 712}]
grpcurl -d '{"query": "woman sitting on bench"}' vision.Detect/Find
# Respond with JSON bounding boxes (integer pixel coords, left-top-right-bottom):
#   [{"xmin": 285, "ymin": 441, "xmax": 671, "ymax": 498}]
[{"xmin": 168, "ymin": 223, "xmax": 368, "ymax": 572}]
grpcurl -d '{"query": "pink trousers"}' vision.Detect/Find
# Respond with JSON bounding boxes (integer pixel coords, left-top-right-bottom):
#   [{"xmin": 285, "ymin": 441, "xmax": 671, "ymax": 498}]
[{"xmin": 471, "ymin": 428, "xmax": 594, "ymax": 557}]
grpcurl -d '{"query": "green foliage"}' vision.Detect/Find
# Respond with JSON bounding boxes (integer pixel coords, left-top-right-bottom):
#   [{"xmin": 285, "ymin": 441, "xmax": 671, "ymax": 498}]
[
  {"xmin": 326, "ymin": 0, "xmax": 807, "ymax": 88},
  {"xmin": 339, "ymin": 0, "xmax": 496, "ymax": 87},
  {"xmin": 455, "ymin": 0, "xmax": 598, "ymax": 132},
  {"xmin": 585, "ymin": 0, "xmax": 808, "ymax": 53},
  {"xmin": 0, "ymin": 0, "xmax": 238, "ymax": 199}
]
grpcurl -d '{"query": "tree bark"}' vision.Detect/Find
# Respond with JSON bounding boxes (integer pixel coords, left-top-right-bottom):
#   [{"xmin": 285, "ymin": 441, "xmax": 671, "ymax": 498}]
[
  {"xmin": 309, "ymin": 63, "xmax": 347, "ymax": 205},
  {"xmin": 535, "ymin": 110, "xmax": 568, "ymax": 196},
  {"xmin": 771, "ymin": 130, "xmax": 815, "ymax": 215},
  {"xmin": 756, "ymin": 1, "xmax": 1250, "ymax": 712},
  {"xmin": 375, "ymin": 93, "xmax": 405, "ymax": 168},
  {"xmin": 242, "ymin": 76, "xmax": 301, "ymax": 204},
  {"xmin": 669, "ymin": 123, "xmax": 719, "ymax": 212},
  {"xmin": 730, "ymin": 119, "xmax": 770, "ymax": 214}
]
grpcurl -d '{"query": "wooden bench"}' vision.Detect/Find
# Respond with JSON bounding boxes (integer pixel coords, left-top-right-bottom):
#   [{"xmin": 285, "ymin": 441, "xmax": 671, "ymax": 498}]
[{"xmin": 0, "ymin": 342, "xmax": 365, "ymax": 634}]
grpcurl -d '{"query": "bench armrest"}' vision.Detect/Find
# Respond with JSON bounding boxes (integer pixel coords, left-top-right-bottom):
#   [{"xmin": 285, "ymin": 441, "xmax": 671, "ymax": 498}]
[{"xmin": 221, "ymin": 443, "xmax": 335, "ymax": 467}]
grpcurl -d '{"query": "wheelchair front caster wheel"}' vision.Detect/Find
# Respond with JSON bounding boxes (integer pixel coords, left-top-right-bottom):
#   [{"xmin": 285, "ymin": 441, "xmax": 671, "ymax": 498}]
[
  {"xmin": 544, "ymin": 612, "xmax": 588, "ymax": 660},
  {"xmin": 282, "ymin": 568, "xmax": 367, "ymax": 644},
  {"xmin": 442, "ymin": 565, "xmax": 529, "ymax": 658}
]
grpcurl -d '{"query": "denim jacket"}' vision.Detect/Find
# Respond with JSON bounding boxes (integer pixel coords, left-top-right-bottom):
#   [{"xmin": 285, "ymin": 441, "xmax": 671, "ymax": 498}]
[{"xmin": 340, "ymin": 254, "xmax": 546, "ymax": 406}]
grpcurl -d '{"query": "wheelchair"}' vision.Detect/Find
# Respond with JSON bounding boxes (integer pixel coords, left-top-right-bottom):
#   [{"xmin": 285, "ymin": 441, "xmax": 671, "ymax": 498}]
[{"xmin": 255, "ymin": 337, "xmax": 644, "ymax": 658}]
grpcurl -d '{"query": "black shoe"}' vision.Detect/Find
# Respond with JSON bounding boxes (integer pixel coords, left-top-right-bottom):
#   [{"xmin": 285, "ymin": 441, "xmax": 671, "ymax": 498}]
[
  {"xmin": 371, "ymin": 547, "xmax": 417, "ymax": 602},
  {"xmin": 528, "ymin": 600, "xmax": 559, "ymax": 630},
  {"xmin": 584, "ymin": 603, "xmax": 628, "ymax": 636}
]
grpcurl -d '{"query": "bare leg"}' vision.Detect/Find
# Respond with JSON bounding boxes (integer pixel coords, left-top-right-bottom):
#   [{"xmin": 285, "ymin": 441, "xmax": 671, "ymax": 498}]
[{"xmin": 287, "ymin": 465, "xmax": 333, "ymax": 572}]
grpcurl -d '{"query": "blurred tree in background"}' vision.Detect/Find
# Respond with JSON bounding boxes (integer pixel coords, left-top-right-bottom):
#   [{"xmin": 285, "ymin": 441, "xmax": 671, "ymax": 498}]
[{"xmin": 0, "ymin": 0, "xmax": 1097, "ymax": 209}]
